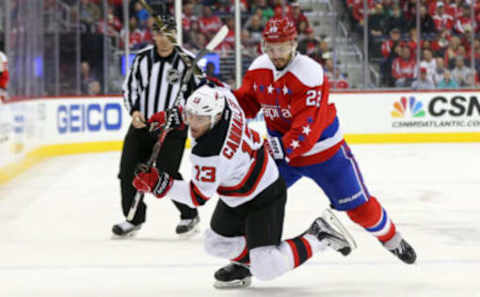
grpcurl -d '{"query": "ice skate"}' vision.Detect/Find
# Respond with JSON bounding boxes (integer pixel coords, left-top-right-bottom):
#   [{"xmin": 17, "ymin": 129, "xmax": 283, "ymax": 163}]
[
  {"xmin": 112, "ymin": 221, "xmax": 142, "ymax": 237},
  {"xmin": 307, "ymin": 209, "xmax": 357, "ymax": 256},
  {"xmin": 383, "ymin": 233, "xmax": 417, "ymax": 264},
  {"xmin": 175, "ymin": 216, "xmax": 200, "ymax": 238},
  {"xmin": 213, "ymin": 262, "xmax": 252, "ymax": 289}
]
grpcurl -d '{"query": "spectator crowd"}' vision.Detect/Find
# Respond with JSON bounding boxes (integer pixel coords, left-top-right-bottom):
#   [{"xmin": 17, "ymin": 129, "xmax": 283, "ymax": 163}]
[
  {"xmin": 8, "ymin": 0, "xmax": 478, "ymax": 94},
  {"xmin": 67, "ymin": 0, "xmax": 346, "ymax": 90},
  {"xmin": 345, "ymin": 0, "xmax": 480, "ymax": 88}
]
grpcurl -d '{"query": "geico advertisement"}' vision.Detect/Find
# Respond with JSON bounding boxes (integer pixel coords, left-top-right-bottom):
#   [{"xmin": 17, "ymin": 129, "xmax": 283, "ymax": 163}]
[
  {"xmin": 49, "ymin": 98, "xmax": 128, "ymax": 142},
  {"xmin": 390, "ymin": 93, "xmax": 480, "ymax": 131},
  {"xmin": 57, "ymin": 102, "xmax": 122, "ymax": 133},
  {"xmin": 332, "ymin": 92, "xmax": 480, "ymax": 133}
]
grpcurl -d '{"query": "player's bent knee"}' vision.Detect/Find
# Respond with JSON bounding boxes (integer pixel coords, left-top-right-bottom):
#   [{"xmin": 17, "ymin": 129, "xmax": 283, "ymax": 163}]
[
  {"xmin": 250, "ymin": 246, "xmax": 289, "ymax": 281},
  {"xmin": 203, "ymin": 228, "xmax": 246, "ymax": 259},
  {"xmin": 346, "ymin": 196, "xmax": 381, "ymax": 227}
]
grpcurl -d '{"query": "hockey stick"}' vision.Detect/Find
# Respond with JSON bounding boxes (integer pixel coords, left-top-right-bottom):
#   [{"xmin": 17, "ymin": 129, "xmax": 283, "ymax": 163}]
[
  {"xmin": 138, "ymin": 0, "xmax": 174, "ymax": 43},
  {"xmin": 126, "ymin": 25, "xmax": 229, "ymax": 222}
]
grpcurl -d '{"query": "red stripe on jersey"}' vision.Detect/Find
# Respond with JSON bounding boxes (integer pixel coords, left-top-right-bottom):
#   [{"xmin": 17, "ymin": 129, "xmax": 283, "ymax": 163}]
[
  {"xmin": 217, "ymin": 146, "xmax": 269, "ymax": 197},
  {"xmin": 288, "ymin": 140, "xmax": 344, "ymax": 167},
  {"xmin": 190, "ymin": 182, "xmax": 209, "ymax": 206},
  {"xmin": 286, "ymin": 239, "xmax": 300, "ymax": 268},
  {"xmin": 300, "ymin": 237, "xmax": 312, "ymax": 259}
]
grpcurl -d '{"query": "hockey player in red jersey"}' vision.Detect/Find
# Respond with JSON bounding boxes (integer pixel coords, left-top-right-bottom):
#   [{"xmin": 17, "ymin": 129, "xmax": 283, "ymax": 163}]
[
  {"xmin": 233, "ymin": 16, "xmax": 416, "ymax": 265},
  {"xmin": 0, "ymin": 50, "xmax": 9, "ymax": 103},
  {"xmin": 132, "ymin": 83, "xmax": 356, "ymax": 288}
]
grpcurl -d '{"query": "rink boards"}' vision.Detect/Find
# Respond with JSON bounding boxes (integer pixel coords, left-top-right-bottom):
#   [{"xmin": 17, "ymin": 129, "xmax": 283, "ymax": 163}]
[{"xmin": 1, "ymin": 90, "xmax": 479, "ymax": 184}]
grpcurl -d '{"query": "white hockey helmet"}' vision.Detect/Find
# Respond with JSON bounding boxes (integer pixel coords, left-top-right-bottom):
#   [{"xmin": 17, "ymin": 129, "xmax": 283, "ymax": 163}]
[{"xmin": 185, "ymin": 85, "xmax": 225, "ymax": 129}]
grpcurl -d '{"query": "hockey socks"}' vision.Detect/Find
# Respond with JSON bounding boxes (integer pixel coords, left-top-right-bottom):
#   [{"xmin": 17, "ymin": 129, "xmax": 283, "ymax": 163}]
[
  {"xmin": 230, "ymin": 243, "xmax": 250, "ymax": 265},
  {"xmin": 346, "ymin": 196, "xmax": 396, "ymax": 243},
  {"xmin": 283, "ymin": 236, "xmax": 314, "ymax": 268}
]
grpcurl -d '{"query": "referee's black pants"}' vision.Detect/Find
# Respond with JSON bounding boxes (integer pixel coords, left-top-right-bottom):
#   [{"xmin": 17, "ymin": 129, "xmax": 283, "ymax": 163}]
[{"xmin": 118, "ymin": 124, "xmax": 198, "ymax": 225}]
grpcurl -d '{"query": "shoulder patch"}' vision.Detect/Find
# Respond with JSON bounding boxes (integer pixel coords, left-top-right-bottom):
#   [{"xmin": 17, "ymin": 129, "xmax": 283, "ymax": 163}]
[{"xmin": 289, "ymin": 54, "xmax": 324, "ymax": 87}]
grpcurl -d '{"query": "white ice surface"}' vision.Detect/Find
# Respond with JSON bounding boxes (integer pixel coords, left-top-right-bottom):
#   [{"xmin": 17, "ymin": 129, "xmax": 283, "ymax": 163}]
[{"xmin": 1, "ymin": 143, "xmax": 479, "ymax": 297}]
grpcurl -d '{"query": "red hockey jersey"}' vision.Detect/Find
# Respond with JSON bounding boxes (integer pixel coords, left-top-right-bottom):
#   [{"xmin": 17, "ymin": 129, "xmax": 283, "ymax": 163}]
[
  {"xmin": 0, "ymin": 51, "xmax": 9, "ymax": 90},
  {"xmin": 233, "ymin": 53, "xmax": 344, "ymax": 167}
]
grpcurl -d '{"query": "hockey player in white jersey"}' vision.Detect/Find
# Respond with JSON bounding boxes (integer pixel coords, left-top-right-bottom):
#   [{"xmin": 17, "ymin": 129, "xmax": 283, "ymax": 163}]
[
  {"xmin": 132, "ymin": 82, "xmax": 356, "ymax": 288},
  {"xmin": 0, "ymin": 50, "xmax": 9, "ymax": 103}
]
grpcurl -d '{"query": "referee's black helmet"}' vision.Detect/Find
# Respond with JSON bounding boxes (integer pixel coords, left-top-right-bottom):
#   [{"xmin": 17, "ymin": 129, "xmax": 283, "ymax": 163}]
[{"xmin": 152, "ymin": 14, "xmax": 176, "ymax": 33}]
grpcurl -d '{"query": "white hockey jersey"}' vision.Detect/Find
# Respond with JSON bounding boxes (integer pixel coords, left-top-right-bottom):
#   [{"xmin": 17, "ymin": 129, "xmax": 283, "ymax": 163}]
[{"xmin": 168, "ymin": 88, "xmax": 279, "ymax": 208}]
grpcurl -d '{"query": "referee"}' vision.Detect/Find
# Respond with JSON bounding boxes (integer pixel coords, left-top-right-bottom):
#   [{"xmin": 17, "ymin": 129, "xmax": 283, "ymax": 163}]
[{"xmin": 112, "ymin": 14, "xmax": 200, "ymax": 237}]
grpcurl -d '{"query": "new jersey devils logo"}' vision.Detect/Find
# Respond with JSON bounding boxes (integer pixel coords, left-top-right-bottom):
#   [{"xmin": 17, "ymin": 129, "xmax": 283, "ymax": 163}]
[{"xmin": 193, "ymin": 97, "xmax": 201, "ymax": 104}]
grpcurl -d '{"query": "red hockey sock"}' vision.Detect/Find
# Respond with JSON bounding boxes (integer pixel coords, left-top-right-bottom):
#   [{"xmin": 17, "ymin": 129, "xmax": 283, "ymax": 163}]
[{"xmin": 346, "ymin": 196, "xmax": 396, "ymax": 243}]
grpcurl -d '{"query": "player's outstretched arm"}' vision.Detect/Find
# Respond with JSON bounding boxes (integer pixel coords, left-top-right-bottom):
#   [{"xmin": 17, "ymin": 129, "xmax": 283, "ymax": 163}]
[{"xmin": 233, "ymin": 72, "xmax": 262, "ymax": 119}]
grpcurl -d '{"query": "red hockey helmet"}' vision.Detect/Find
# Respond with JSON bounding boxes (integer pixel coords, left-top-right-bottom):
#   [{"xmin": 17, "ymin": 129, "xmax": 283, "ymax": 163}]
[{"xmin": 262, "ymin": 16, "xmax": 297, "ymax": 43}]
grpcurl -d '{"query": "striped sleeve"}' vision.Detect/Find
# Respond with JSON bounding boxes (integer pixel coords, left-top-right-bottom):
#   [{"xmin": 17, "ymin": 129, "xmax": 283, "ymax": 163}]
[
  {"xmin": 122, "ymin": 54, "xmax": 142, "ymax": 115},
  {"xmin": 167, "ymin": 179, "xmax": 211, "ymax": 209},
  {"xmin": 190, "ymin": 181, "xmax": 210, "ymax": 206},
  {"xmin": 167, "ymin": 179, "xmax": 198, "ymax": 209}
]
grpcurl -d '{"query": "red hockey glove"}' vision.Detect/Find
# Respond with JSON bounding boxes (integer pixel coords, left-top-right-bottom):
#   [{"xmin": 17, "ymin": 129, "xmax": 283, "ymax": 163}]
[
  {"xmin": 132, "ymin": 167, "xmax": 173, "ymax": 199},
  {"xmin": 148, "ymin": 106, "xmax": 185, "ymax": 131},
  {"xmin": 266, "ymin": 136, "xmax": 285, "ymax": 160}
]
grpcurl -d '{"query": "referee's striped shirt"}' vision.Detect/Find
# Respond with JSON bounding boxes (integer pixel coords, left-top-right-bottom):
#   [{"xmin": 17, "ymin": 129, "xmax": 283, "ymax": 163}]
[{"xmin": 123, "ymin": 45, "xmax": 199, "ymax": 119}]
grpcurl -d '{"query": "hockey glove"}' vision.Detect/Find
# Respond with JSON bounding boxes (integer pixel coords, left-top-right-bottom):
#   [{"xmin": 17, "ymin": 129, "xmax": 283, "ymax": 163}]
[
  {"xmin": 132, "ymin": 167, "xmax": 173, "ymax": 199},
  {"xmin": 266, "ymin": 136, "xmax": 285, "ymax": 160},
  {"xmin": 148, "ymin": 106, "xmax": 185, "ymax": 131}
]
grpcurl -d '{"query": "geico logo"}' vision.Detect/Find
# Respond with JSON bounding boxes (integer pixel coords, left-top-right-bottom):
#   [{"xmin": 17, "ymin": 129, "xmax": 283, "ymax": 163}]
[
  {"xmin": 428, "ymin": 96, "xmax": 480, "ymax": 117},
  {"xmin": 57, "ymin": 103, "xmax": 122, "ymax": 133}
]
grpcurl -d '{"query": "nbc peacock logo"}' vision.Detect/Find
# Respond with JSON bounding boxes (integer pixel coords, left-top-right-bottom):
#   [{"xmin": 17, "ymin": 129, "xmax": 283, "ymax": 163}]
[{"xmin": 391, "ymin": 96, "xmax": 426, "ymax": 118}]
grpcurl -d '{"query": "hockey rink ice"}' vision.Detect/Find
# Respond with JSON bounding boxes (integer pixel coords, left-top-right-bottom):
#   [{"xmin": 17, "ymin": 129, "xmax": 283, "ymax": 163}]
[{"xmin": 1, "ymin": 143, "xmax": 479, "ymax": 297}]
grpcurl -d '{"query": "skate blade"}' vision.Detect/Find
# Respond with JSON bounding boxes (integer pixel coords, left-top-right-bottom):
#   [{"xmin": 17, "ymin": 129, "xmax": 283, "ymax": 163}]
[
  {"xmin": 111, "ymin": 226, "xmax": 140, "ymax": 239},
  {"xmin": 321, "ymin": 209, "xmax": 357, "ymax": 250},
  {"xmin": 110, "ymin": 230, "xmax": 139, "ymax": 240},
  {"xmin": 177, "ymin": 225, "xmax": 200, "ymax": 240},
  {"xmin": 214, "ymin": 277, "xmax": 252, "ymax": 289}
]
